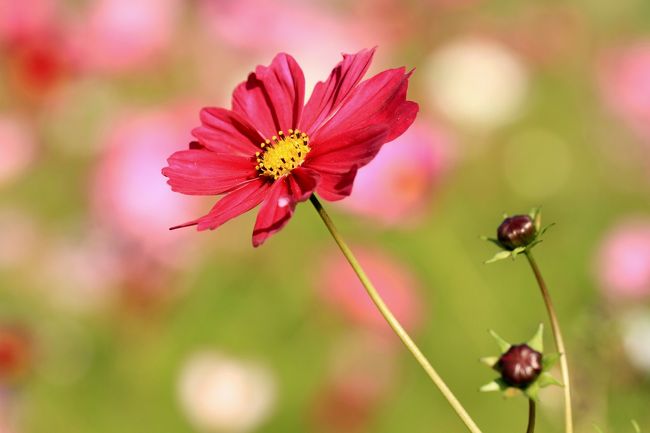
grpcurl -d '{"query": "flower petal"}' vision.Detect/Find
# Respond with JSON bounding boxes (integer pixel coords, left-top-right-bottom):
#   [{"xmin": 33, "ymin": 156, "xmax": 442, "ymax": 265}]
[
  {"xmin": 162, "ymin": 148, "xmax": 257, "ymax": 196},
  {"xmin": 287, "ymin": 167, "xmax": 320, "ymax": 201},
  {"xmin": 306, "ymin": 125, "xmax": 389, "ymax": 201},
  {"xmin": 299, "ymin": 48, "xmax": 376, "ymax": 134},
  {"xmin": 171, "ymin": 179, "xmax": 270, "ymax": 230},
  {"xmin": 315, "ymin": 165, "xmax": 358, "ymax": 201},
  {"xmin": 314, "ymin": 67, "xmax": 418, "ymax": 145},
  {"xmin": 252, "ymin": 179, "xmax": 296, "ymax": 247},
  {"xmin": 232, "ymin": 53, "xmax": 305, "ymax": 139},
  {"xmin": 192, "ymin": 107, "xmax": 263, "ymax": 156},
  {"xmin": 307, "ymin": 124, "xmax": 389, "ymax": 171}
]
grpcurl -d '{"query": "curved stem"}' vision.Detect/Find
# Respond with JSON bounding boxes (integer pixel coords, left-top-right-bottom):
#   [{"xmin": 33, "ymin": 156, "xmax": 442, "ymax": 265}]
[
  {"xmin": 527, "ymin": 399, "xmax": 536, "ymax": 433},
  {"xmin": 524, "ymin": 251, "xmax": 573, "ymax": 433},
  {"xmin": 310, "ymin": 194, "xmax": 482, "ymax": 433}
]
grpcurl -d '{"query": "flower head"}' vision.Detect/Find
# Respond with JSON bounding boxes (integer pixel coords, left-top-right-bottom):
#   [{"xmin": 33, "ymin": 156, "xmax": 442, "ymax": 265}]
[
  {"xmin": 497, "ymin": 214, "xmax": 537, "ymax": 251},
  {"xmin": 496, "ymin": 344, "xmax": 543, "ymax": 387},
  {"xmin": 480, "ymin": 324, "xmax": 561, "ymax": 400},
  {"xmin": 162, "ymin": 48, "xmax": 418, "ymax": 246},
  {"xmin": 483, "ymin": 208, "xmax": 553, "ymax": 263}
]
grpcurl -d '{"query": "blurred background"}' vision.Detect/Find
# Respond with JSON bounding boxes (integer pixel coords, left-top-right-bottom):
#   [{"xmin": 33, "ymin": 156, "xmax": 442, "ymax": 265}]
[{"xmin": 0, "ymin": 0, "xmax": 649, "ymax": 432}]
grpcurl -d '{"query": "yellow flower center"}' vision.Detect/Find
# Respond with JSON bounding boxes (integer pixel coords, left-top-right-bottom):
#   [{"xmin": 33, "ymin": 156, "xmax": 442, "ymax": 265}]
[{"xmin": 256, "ymin": 129, "xmax": 311, "ymax": 180}]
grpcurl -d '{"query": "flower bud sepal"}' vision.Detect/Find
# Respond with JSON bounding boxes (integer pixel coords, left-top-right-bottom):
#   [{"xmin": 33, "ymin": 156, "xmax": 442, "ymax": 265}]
[
  {"xmin": 479, "ymin": 324, "xmax": 562, "ymax": 401},
  {"xmin": 482, "ymin": 208, "xmax": 554, "ymax": 264}
]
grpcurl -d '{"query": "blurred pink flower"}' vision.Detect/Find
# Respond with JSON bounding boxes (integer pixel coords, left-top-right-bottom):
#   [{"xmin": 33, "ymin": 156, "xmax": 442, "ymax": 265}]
[
  {"xmin": 75, "ymin": 0, "xmax": 180, "ymax": 73},
  {"xmin": 198, "ymin": 0, "xmax": 379, "ymax": 92},
  {"xmin": 0, "ymin": 0, "xmax": 76, "ymax": 102},
  {"xmin": 3, "ymin": 33, "xmax": 74, "ymax": 102},
  {"xmin": 0, "ymin": 0, "xmax": 57, "ymax": 43},
  {"xmin": 200, "ymin": 0, "xmax": 372, "ymax": 54},
  {"xmin": 316, "ymin": 246, "xmax": 425, "ymax": 335},
  {"xmin": 338, "ymin": 121, "xmax": 452, "ymax": 226},
  {"xmin": 311, "ymin": 332, "xmax": 397, "ymax": 433},
  {"xmin": 599, "ymin": 42, "xmax": 650, "ymax": 143},
  {"xmin": 595, "ymin": 218, "xmax": 650, "ymax": 301},
  {"xmin": 1, "ymin": 0, "xmax": 177, "ymax": 98},
  {"xmin": 92, "ymin": 106, "xmax": 201, "ymax": 265},
  {"xmin": 0, "ymin": 116, "xmax": 36, "ymax": 187}
]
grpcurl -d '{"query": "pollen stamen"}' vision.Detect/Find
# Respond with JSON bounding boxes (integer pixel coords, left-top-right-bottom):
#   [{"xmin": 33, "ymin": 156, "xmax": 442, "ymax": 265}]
[{"xmin": 256, "ymin": 130, "xmax": 311, "ymax": 179}]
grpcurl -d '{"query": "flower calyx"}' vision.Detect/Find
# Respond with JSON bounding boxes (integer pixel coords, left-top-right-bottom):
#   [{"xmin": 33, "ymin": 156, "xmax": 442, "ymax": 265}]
[
  {"xmin": 482, "ymin": 208, "xmax": 554, "ymax": 264},
  {"xmin": 479, "ymin": 324, "xmax": 562, "ymax": 401}
]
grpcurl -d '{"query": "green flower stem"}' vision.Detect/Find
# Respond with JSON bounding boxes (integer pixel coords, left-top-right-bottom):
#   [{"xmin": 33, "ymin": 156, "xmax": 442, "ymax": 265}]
[
  {"xmin": 310, "ymin": 194, "xmax": 483, "ymax": 433},
  {"xmin": 524, "ymin": 251, "xmax": 573, "ymax": 433},
  {"xmin": 527, "ymin": 399, "xmax": 536, "ymax": 433}
]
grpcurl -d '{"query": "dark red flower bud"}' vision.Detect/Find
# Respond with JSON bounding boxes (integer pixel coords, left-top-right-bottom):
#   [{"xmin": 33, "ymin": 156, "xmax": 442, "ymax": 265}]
[
  {"xmin": 497, "ymin": 215, "xmax": 536, "ymax": 250},
  {"xmin": 497, "ymin": 344, "xmax": 542, "ymax": 388}
]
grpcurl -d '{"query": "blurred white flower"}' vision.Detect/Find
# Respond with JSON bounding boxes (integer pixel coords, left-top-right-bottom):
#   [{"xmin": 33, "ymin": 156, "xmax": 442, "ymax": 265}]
[
  {"xmin": 425, "ymin": 37, "xmax": 529, "ymax": 130},
  {"xmin": 178, "ymin": 351, "xmax": 277, "ymax": 433},
  {"xmin": 620, "ymin": 310, "xmax": 650, "ymax": 374}
]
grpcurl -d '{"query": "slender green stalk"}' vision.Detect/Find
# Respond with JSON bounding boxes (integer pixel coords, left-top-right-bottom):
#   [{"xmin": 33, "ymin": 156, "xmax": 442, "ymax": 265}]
[
  {"xmin": 524, "ymin": 251, "xmax": 573, "ymax": 433},
  {"xmin": 310, "ymin": 194, "xmax": 482, "ymax": 433},
  {"xmin": 527, "ymin": 399, "xmax": 536, "ymax": 433}
]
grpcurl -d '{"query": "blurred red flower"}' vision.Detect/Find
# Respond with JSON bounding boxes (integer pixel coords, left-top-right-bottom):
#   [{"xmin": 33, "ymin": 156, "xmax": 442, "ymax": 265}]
[
  {"xmin": 163, "ymin": 48, "xmax": 418, "ymax": 246},
  {"xmin": 0, "ymin": 326, "xmax": 31, "ymax": 383}
]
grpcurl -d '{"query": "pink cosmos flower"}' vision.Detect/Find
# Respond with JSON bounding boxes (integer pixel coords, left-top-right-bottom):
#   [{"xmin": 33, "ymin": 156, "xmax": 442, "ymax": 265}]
[
  {"xmin": 197, "ymin": 0, "xmax": 382, "ymax": 104},
  {"xmin": 0, "ymin": 0, "xmax": 76, "ymax": 102},
  {"xmin": 595, "ymin": 218, "xmax": 650, "ymax": 301},
  {"xmin": 198, "ymin": 0, "xmax": 382, "ymax": 59},
  {"xmin": 75, "ymin": 0, "xmax": 180, "ymax": 74},
  {"xmin": 338, "ymin": 121, "xmax": 451, "ymax": 226},
  {"xmin": 0, "ymin": 0, "xmax": 57, "ymax": 43},
  {"xmin": 316, "ymin": 246, "xmax": 424, "ymax": 335},
  {"xmin": 94, "ymin": 106, "xmax": 201, "ymax": 265},
  {"xmin": 163, "ymin": 48, "xmax": 418, "ymax": 246},
  {"xmin": 599, "ymin": 41, "xmax": 650, "ymax": 143}
]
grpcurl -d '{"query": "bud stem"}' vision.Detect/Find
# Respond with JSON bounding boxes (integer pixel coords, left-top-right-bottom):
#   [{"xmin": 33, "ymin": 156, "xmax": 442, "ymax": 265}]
[
  {"xmin": 310, "ymin": 194, "xmax": 483, "ymax": 433},
  {"xmin": 527, "ymin": 399, "xmax": 536, "ymax": 433},
  {"xmin": 524, "ymin": 251, "xmax": 573, "ymax": 433}
]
